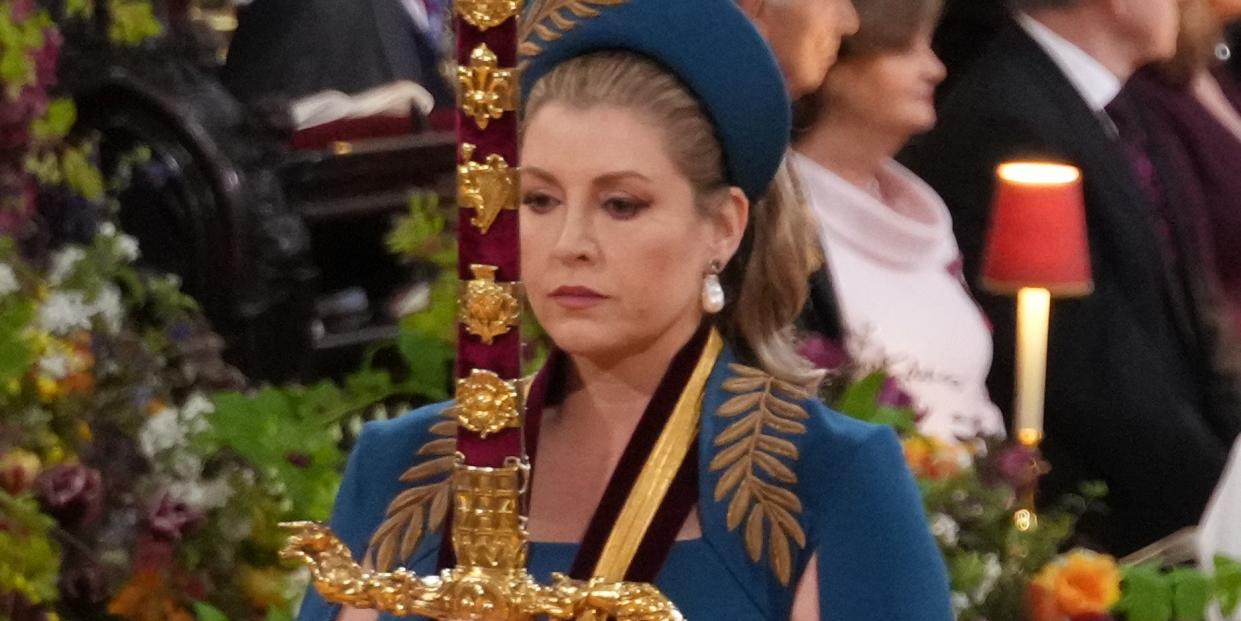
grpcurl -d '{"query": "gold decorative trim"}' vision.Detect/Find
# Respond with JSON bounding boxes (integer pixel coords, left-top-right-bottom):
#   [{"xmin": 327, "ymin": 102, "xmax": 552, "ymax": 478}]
[
  {"xmin": 460, "ymin": 264, "xmax": 522, "ymax": 344},
  {"xmin": 519, "ymin": 0, "xmax": 628, "ymax": 60},
  {"xmin": 458, "ymin": 143, "xmax": 519, "ymax": 235},
  {"xmin": 458, "ymin": 44, "xmax": 519, "ymax": 130},
  {"xmin": 452, "ymin": 457, "xmax": 530, "ymax": 570},
  {"xmin": 454, "ymin": 369, "xmax": 521, "ymax": 437},
  {"xmin": 593, "ymin": 330, "xmax": 723, "ymax": 581},
  {"xmin": 454, "ymin": 0, "xmax": 520, "ymax": 30},
  {"xmin": 709, "ymin": 364, "xmax": 811, "ymax": 585},
  {"xmin": 365, "ymin": 416, "xmax": 457, "ymax": 571}
]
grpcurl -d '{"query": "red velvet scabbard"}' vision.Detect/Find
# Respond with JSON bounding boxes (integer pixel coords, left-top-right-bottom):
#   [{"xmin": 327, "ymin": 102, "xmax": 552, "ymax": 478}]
[{"xmin": 453, "ymin": 7, "xmax": 523, "ymax": 467}]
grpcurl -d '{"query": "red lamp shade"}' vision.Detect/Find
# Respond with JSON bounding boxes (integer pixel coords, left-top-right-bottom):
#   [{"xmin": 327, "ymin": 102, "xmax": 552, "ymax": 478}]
[{"xmin": 981, "ymin": 162, "xmax": 1093, "ymax": 297}]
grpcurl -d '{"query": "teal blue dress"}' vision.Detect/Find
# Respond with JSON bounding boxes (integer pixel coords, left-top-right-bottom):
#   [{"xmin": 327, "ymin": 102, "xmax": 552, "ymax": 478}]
[{"xmin": 297, "ymin": 347, "xmax": 952, "ymax": 620}]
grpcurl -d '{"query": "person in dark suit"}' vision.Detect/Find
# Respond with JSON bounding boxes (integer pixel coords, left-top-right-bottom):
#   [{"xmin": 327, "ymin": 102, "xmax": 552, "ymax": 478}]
[
  {"xmin": 901, "ymin": 0, "xmax": 1241, "ymax": 555},
  {"xmin": 932, "ymin": 0, "xmax": 1008, "ymax": 97},
  {"xmin": 222, "ymin": 0, "xmax": 451, "ymax": 106}
]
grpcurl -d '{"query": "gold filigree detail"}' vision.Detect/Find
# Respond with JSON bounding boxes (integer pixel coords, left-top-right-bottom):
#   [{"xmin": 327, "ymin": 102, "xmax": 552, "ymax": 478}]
[
  {"xmin": 282, "ymin": 461, "xmax": 685, "ymax": 620},
  {"xmin": 458, "ymin": 143, "xmax": 519, "ymax": 235},
  {"xmin": 458, "ymin": 44, "xmax": 519, "ymax": 129},
  {"xmin": 518, "ymin": 0, "xmax": 628, "ymax": 60},
  {"xmin": 454, "ymin": 0, "xmax": 521, "ymax": 30},
  {"xmin": 454, "ymin": 369, "xmax": 521, "ymax": 436},
  {"xmin": 366, "ymin": 417, "xmax": 458, "ymax": 571},
  {"xmin": 709, "ymin": 364, "xmax": 811, "ymax": 585},
  {"xmin": 460, "ymin": 264, "xmax": 521, "ymax": 344}
]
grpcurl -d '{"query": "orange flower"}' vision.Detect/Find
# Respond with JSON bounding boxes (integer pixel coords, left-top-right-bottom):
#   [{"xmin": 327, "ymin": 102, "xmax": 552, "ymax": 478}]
[
  {"xmin": 107, "ymin": 569, "xmax": 195, "ymax": 621},
  {"xmin": 902, "ymin": 436, "xmax": 967, "ymax": 480},
  {"xmin": 1029, "ymin": 550, "xmax": 1121, "ymax": 619}
]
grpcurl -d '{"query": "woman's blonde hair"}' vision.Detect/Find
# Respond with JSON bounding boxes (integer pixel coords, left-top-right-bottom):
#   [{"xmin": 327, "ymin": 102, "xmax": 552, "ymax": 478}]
[
  {"xmin": 1156, "ymin": 0, "xmax": 1223, "ymax": 86},
  {"xmin": 525, "ymin": 51, "xmax": 824, "ymax": 389}
]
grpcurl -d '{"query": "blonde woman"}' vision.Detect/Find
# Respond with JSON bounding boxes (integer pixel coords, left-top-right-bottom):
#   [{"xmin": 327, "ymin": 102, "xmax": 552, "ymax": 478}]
[{"xmin": 297, "ymin": 1, "xmax": 951, "ymax": 620}]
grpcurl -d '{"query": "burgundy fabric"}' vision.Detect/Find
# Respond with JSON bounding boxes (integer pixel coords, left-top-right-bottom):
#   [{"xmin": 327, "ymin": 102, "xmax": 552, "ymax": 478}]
[
  {"xmin": 1121, "ymin": 68, "xmax": 1241, "ymax": 335},
  {"xmin": 561, "ymin": 325, "xmax": 709, "ymax": 581},
  {"xmin": 290, "ymin": 115, "xmax": 416, "ymax": 150},
  {"xmin": 454, "ymin": 16, "xmax": 523, "ymax": 468}
]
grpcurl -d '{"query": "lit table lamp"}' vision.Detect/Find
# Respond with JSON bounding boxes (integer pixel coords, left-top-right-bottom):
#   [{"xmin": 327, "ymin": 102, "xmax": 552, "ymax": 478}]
[{"xmin": 982, "ymin": 162, "xmax": 1092, "ymax": 525}]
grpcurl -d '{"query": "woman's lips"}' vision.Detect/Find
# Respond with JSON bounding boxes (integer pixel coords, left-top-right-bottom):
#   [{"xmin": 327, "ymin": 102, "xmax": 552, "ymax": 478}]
[{"xmin": 549, "ymin": 286, "xmax": 608, "ymax": 310}]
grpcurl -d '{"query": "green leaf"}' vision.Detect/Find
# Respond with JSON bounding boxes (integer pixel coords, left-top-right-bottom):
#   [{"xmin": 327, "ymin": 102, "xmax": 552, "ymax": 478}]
[
  {"xmin": 31, "ymin": 99, "xmax": 77, "ymax": 141},
  {"xmin": 109, "ymin": 0, "xmax": 164, "ymax": 46},
  {"xmin": 1216, "ymin": 555, "xmax": 1241, "ymax": 616},
  {"xmin": 192, "ymin": 601, "xmax": 229, "ymax": 621},
  {"xmin": 60, "ymin": 147, "xmax": 106, "ymax": 201},
  {"xmin": 396, "ymin": 328, "xmax": 453, "ymax": 401},
  {"xmin": 833, "ymin": 371, "xmax": 885, "ymax": 422},
  {"xmin": 0, "ymin": 298, "xmax": 35, "ymax": 385},
  {"xmin": 1117, "ymin": 564, "xmax": 1175, "ymax": 621},
  {"xmin": 1169, "ymin": 568, "xmax": 1212, "ymax": 621}
]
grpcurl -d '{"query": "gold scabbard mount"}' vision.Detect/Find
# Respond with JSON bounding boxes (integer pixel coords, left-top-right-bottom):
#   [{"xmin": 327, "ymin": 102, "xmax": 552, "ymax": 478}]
[
  {"xmin": 459, "ymin": 143, "xmax": 519, "ymax": 235},
  {"xmin": 461, "ymin": 264, "xmax": 522, "ymax": 344},
  {"xmin": 454, "ymin": 369, "xmax": 521, "ymax": 437},
  {"xmin": 454, "ymin": 0, "xmax": 520, "ymax": 31},
  {"xmin": 459, "ymin": 44, "xmax": 520, "ymax": 130},
  {"xmin": 280, "ymin": 460, "xmax": 685, "ymax": 620}
]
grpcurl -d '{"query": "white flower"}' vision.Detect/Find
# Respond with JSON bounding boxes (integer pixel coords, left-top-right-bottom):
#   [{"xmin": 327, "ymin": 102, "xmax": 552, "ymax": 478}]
[
  {"xmin": 115, "ymin": 234, "xmax": 140, "ymax": 262},
  {"xmin": 38, "ymin": 291, "xmax": 92, "ymax": 334},
  {"xmin": 973, "ymin": 554, "xmax": 1002, "ymax": 602},
  {"xmin": 38, "ymin": 351, "xmax": 71, "ymax": 379},
  {"xmin": 170, "ymin": 451, "xmax": 204, "ymax": 479},
  {"xmin": 950, "ymin": 592, "xmax": 971, "ymax": 619},
  {"xmin": 139, "ymin": 408, "xmax": 182, "ymax": 457},
  {"xmin": 169, "ymin": 477, "xmax": 233, "ymax": 510},
  {"xmin": 0, "ymin": 264, "xmax": 18, "ymax": 297},
  {"xmin": 97, "ymin": 222, "xmax": 117, "ymax": 237},
  {"xmin": 181, "ymin": 392, "xmax": 215, "ymax": 422},
  {"xmin": 91, "ymin": 285, "xmax": 124, "ymax": 333},
  {"xmin": 930, "ymin": 513, "xmax": 960, "ymax": 546},
  {"xmin": 48, "ymin": 247, "xmax": 85, "ymax": 285}
]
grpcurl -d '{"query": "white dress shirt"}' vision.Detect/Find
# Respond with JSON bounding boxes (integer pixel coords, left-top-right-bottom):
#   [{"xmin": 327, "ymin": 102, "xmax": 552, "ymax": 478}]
[
  {"xmin": 1017, "ymin": 12, "xmax": 1122, "ymax": 131},
  {"xmin": 1199, "ymin": 439, "xmax": 1241, "ymax": 620}
]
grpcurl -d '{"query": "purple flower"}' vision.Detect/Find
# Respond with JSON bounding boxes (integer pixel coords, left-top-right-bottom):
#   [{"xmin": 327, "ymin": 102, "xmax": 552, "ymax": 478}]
[
  {"xmin": 36, "ymin": 464, "xmax": 104, "ymax": 529},
  {"xmin": 10, "ymin": 0, "xmax": 35, "ymax": 22},
  {"xmin": 286, "ymin": 452, "xmax": 312, "ymax": 468},
  {"xmin": 877, "ymin": 377, "xmax": 915, "ymax": 410},
  {"xmin": 146, "ymin": 493, "xmax": 204, "ymax": 541},
  {"xmin": 991, "ymin": 443, "xmax": 1047, "ymax": 492},
  {"xmin": 798, "ymin": 334, "xmax": 851, "ymax": 371}
]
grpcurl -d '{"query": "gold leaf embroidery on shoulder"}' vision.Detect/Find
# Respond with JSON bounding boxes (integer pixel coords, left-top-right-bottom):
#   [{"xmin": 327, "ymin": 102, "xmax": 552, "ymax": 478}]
[
  {"xmin": 518, "ymin": 0, "xmax": 628, "ymax": 60},
  {"xmin": 364, "ymin": 415, "xmax": 457, "ymax": 571},
  {"xmin": 710, "ymin": 363, "xmax": 812, "ymax": 586}
]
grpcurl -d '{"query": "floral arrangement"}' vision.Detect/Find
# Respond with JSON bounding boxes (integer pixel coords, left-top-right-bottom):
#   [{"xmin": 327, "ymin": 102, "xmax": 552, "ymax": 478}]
[
  {"xmin": 0, "ymin": 217, "xmax": 355, "ymax": 620},
  {"xmin": 803, "ymin": 334, "xmax": 1241, "ymax": 621}
]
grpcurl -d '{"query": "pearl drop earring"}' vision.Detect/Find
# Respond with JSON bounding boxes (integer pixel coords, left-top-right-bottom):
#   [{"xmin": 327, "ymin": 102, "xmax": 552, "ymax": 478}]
[{"xmin": 702, "ymin": 260, "xmax": 725, "ymax": 314}]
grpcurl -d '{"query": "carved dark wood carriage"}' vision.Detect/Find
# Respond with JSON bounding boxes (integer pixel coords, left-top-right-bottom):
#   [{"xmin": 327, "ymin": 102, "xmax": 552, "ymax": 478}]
[{"xmin": 62, "ymin": 5, "xmax": 456, "ymax": 382}]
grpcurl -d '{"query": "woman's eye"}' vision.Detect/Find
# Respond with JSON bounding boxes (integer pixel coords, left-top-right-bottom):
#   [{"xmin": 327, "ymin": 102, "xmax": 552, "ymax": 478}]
[
  {"xmin": 602, "ymin": 196, "xmax": 649, "ymax": 220},
  {"xmin": 522, "ymin": 191, "xmax": 560, "ymax": 213}
]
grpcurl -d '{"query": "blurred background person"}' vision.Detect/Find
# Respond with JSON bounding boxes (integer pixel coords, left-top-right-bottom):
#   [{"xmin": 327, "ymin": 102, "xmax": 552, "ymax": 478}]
[
  {"xmin": 791, "ymin": 0, "xmax": 1006, "ymax": 442},
  {"xmin": 1116, "ymin": 0, "xmax": 1241, "ymax": 339},
  {"xmin": 222, "ymin": 0, "xmax": 451, "ymax": 106},
  {"xmin": 902, "ymin": 0, "xmax": 1241, "ymax": 555},
  {"xmin": 738, "ymin": 0, "xmax": 861, "ymax": 98}
]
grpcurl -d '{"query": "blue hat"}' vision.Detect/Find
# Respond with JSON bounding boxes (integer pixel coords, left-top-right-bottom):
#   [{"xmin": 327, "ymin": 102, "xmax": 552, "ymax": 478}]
[{"xmin": 521, "ymin": 0, "xmax": 791, "ymax": 202}]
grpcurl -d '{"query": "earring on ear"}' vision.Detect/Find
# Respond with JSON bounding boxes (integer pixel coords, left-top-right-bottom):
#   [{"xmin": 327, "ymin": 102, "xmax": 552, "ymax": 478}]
[{"xmin": 702, "ymin": 260, "xmax": 725, "ymax": 314}]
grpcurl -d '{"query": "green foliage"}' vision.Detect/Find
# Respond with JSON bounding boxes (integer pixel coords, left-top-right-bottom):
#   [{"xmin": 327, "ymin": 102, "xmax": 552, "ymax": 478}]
[
  {"xmin": 0, "ymin": 297, "xmax": 34, "ymax": 388},
  {"xmin": 1112, "ymin": 559, "xmax": 1241, "ymax": 621},
  {"xmin": 27, "ymin": 144, "xmax": 107, "ymax": 201},
  {"xmin": 0, "ymin": 494, "xmax": 60, "ymax": 606},
  {"xmin": 0, "ymin": 5, "xmax": 51, "ymax": 95},
  {"xmin": 108, "ymin": 0, "xmax": 162, "ymax": 46},
  {"xmin": 30, "ymin": 98, "xmax": 75, "ymax": 141},
  {"xmin": 833, "ymin": 371, "xmax": 917, "ymax": 434},
  {"xmin": 1215, "ymin": 555, "xmax": 1241, "ymax": 616},
  {"xmin": 201, "ymin": 387, "xmax": 346, "ymax": 522},
  {"xmin": 192, "ymin": 601, "xmax": 230, "ymax": 621}
]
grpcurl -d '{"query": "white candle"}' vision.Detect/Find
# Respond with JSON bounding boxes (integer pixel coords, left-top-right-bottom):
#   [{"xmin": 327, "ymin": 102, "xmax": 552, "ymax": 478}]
[{"xmin": 1015, "ymin": 287, "xmax": 1052, "ymax": 447}]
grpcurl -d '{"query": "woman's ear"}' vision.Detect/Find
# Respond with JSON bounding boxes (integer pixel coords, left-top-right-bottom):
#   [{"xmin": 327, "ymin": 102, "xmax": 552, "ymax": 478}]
[{"xmin": 711, "ymin": 187, "xmax": 750, "ymax": 265}]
